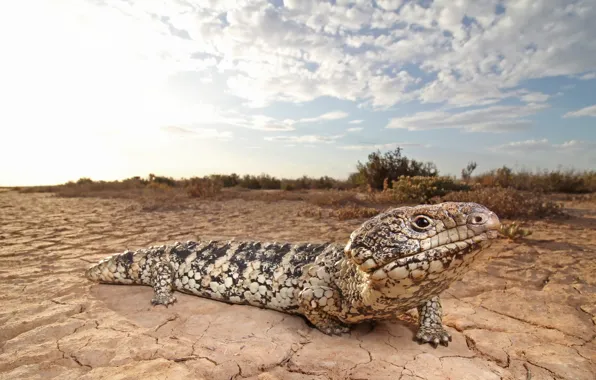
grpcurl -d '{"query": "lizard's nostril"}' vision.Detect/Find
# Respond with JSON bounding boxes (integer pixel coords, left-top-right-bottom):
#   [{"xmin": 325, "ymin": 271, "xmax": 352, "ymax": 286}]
[{"xmin": 474, "ymin": 216, "xmax": 483, "ymax": 223}]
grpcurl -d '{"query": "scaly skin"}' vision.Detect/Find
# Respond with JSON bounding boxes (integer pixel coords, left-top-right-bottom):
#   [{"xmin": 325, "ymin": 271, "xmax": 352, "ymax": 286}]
[{"xmin": 85, "ymin": 202, "xmax": 500, "ymax": 346}]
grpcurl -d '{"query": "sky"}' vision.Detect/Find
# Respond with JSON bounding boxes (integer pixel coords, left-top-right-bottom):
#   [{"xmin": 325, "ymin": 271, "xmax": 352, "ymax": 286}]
[{"xmin": 0, "ymin": 0, "xmax": 595, "ymax": 186}]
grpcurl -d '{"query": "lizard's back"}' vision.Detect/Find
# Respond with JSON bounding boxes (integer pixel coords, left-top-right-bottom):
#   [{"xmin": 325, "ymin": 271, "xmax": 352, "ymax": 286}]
[{"xmin": 90, "ymin": 240, "xmax": 344, "ymax": 313}]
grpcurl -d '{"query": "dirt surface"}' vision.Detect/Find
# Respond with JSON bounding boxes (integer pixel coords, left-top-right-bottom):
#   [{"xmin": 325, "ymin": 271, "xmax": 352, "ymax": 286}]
[{"xmin": 0, "ymin": 190, "xmax": 595, "ymax": 380}]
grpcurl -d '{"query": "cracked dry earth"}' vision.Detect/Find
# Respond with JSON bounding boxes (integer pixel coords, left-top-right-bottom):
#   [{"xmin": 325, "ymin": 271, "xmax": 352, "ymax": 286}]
[{"xmin": 0, "ymin": 190, "xmax": 595, "ymax": 380}]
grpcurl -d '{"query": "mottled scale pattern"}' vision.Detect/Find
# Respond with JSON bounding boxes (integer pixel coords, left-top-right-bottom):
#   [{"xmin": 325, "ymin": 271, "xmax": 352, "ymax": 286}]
[{"xmin": 86, "ymin": 202, "xmax": 501, "ymax": 347}]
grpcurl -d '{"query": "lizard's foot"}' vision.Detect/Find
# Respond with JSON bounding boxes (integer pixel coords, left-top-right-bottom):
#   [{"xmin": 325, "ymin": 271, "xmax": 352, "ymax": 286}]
[
  {"xmin": 416, "ymin": 296, "xmax": 450, "ymax": 347},
  {"xmin": 151, "ymin": 294, "xmax": 177, "ymax": 306},
  {"xmin": 415, "ymin": 325, "xmax": 451, "ymax": 347},
  {"xmin": 298, "ymin": 282, "xmax": 349, "ymax": 336},
  {"xmin": 312, "ymin": 319, "xmax": 351, "ymax": 336}
]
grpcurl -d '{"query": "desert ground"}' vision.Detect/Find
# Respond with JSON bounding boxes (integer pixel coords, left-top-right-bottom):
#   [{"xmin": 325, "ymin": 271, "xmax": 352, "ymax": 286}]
[{"xmin": 0, "ymin": 189, "xmax": 594, "ymax": 380}]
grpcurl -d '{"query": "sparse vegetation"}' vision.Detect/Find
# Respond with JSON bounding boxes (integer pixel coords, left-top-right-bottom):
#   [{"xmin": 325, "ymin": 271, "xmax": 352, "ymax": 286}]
[
  {"xmin": 186, "ymin": 177, "xmax": 223, "ymax": 199},
  {"xmin": 298, "ymin": 204, "xmax": 381, "ymax": 220},
  {"xmin": 352, "ymin": 147, "xmax": 438, "ymax": 190},
  {"xmin": 499, "ymin": 223, "xmax": 533, "ymax": 241},
  {"xmin": 439, "ymin": 187, "xmax": 563, "ymax": 219},
  {"xmin": 472, "ymin": 166, "xmax": 596, "ymax": 194},
  {"xmin": 13, "ymin": 147, "xmax": 592, "ymax": 219},
  {"xmin": 385, "ymin": 176, "xmax": 471, "ymax": 203},
  {"xmin": 461, "ymin": 161, "xmax": 477, "ymax": 183}
]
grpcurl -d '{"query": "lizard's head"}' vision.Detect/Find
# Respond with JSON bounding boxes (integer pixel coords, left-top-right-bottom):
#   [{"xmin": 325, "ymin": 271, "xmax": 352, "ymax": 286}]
[{"xmin": 344, "ymin": 202, "xmax": 500, "ymax": 282}]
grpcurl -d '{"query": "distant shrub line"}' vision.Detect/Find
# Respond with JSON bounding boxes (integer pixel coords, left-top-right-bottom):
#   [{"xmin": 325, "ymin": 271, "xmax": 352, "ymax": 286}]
[{"xmin": 15, "ymin": 146, "xmax": 594, "ymax": 219}]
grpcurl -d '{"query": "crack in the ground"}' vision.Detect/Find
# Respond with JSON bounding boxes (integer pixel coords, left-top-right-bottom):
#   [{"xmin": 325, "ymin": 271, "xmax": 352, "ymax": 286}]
[
  {"xmin": 154, "ymin": 314, "xmax": 179, "ymax": 332},
  {"xmin": 264, "ymin": 316, "xmax": 286, "ymax": 336},
  {"xmin": 479, "ymin": 304, "xmax": 588, "ymax": 342},
  {"xmin": 56, "ymin": 335, "xmax": 92, "ymax": 370},
  {"xmin": 230, "ymin": 362, "xmax": 242, "ymax": 380},
  {"xmin": 524, "ymin": 358, "xmax": 559, "ymax": 379},
  {"xmin": 448, "ymin": 291, "xmax": 588, "ymax": 343}
]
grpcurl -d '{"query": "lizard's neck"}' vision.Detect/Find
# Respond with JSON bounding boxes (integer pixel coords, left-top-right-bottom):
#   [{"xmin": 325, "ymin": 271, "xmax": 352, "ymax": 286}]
[
  {"xmin": 330, "ymin": 258, "xmax": 397, "ymax": 320},
  {"xmin": 330, "ymin": 257, "xmax": 428, "ymax": 322}
]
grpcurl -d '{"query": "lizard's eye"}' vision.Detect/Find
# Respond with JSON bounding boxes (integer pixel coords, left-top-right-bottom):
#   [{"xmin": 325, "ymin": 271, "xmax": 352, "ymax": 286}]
[{"xmin": 411, "ymin": 215, "xmax": 433, "ymax": 231}]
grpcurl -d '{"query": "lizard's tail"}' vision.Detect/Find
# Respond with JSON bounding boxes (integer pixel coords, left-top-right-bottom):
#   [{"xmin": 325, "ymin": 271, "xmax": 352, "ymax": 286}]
[{"xmin": 85, "ymin": 250, "xmax": 144, "ymax": 285}]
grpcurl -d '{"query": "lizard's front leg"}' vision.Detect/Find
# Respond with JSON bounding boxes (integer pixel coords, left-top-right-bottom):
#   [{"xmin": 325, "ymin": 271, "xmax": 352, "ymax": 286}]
[
  {"xmin": 298, "ymin": 285, "xmax": 350, "ymax": 335},
  {"xmin": 415, "ymin": 296, "xmax": 451, "ymax": 347},
  {"xmin": 150, "ymin": 261, "xmax": 177, "ymax": 306}
]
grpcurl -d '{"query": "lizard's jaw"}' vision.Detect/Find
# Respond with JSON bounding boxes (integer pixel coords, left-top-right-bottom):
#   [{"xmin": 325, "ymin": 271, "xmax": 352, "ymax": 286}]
[
  {"xmin": 356, "ymin": 232, "xmax": 497, "ymax": 308},
  {"xmin": 367, "ymin": 229, "xmax": 497, "ymax": 283}
]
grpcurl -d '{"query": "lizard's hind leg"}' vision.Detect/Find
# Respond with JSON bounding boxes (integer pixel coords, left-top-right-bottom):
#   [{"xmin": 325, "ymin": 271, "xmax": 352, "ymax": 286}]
[
  {"xmin": 150, "ymin": 261, "xmax": 177, "ymax": 306},
  {"xmin": 298, "ymin": 286, "xmax": 350, "ymax": 335}
]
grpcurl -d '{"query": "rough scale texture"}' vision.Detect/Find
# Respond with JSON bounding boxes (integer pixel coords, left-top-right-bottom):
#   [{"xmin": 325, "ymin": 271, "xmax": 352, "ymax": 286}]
[{"xmin": 86, "ymin": 201, "xmax": 501, "ymax": 346}]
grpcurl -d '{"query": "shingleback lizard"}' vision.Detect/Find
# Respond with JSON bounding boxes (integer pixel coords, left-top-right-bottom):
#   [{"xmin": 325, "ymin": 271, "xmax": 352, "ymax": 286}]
[{"xmin": 85, "ymin": 201, "xmax": 500, "ymax": 346}]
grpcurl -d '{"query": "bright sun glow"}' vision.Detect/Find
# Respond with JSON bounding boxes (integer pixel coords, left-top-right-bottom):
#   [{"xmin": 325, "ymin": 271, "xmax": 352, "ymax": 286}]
[
  {"xmin": 0, "ymin": 1, "xmax": 218, "ymax": 185},
  {"xmin": 0, "ymin": 1, "xmax": 594, "ymax": 186}
]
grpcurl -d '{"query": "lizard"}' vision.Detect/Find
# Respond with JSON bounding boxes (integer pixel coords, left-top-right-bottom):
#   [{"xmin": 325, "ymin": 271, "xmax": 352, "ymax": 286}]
[{"xmin": 85, "ymin": 201, "xmax": 500, "ymax": 346}]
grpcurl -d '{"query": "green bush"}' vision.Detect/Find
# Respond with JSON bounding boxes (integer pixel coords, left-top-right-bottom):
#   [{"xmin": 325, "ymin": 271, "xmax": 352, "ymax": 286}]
[
  {"xmin": 351, "ymin": 147, "xmax": 438, "ymax": 190},
  {"xmin": 387, "ymin": 176, "xmax": 471, "ymax": 203}
]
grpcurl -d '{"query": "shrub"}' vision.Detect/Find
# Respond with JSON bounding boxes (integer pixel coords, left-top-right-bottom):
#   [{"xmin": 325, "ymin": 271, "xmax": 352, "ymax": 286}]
[
  {"xmin": 352, "ymin": 147, "xmax": 438, "ymax": 190},
  {"xmin": 76, "ymin": 177, "xmax": 93, "ymax": 185},
  {"xmin": 473, "ymin": 168, "xmax": 596, "ymax": 194},
  {"xmin": 461, "ymin": 161, "xmax": 477, "ymax": 182},
  {"xmin": 186, "ymin": 177, "xmax": 222, "ymax": 198},
  {"xmin": 439, "ymin": 187, "xmax": 563, "ymax": 219},
  {"xmin": 208, "ymin": 174, "xmax": 240, "ymax": 188},
  {"xmin": 148, "ymin": 173, "xmax": 177, "ymax": 187},
  {"xmin": 257, "ymin": 174, "xmax": 282, "ymax": 190},
  {"xmin": 386, "ymin": 176, "xmax": 471, "ymax": 203}
]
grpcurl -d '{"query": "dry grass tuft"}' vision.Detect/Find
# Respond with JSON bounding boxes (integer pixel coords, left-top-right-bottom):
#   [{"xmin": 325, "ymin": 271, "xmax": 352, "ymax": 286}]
[
  {"xmin": 499, "ymin": 222, "xmax": 533, "ymax": 241},
  {"xmin": 186, "ymin": 178, "xmax": 223, "ymax": 199},
  {"xmin": 439, "ymin": 187, "xmax": 563, "ymax": 219},
  {"xmin": 332, "ymin": 204, "xmax": 380, "ymax": 220},
  {"xmin": 297, "ymin": 203, "xmax": 381, "ymax": 220},
  {"xmin": 384, "ymin": 176, "xmax": 471, "ymax": 203},
  {"xmin": 473, "ymin": 167, "xmax": 596, "ymax": 194}
]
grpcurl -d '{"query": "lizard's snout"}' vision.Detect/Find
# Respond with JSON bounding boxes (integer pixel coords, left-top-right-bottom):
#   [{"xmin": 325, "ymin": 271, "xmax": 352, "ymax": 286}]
[{"xmin": 467, "ymin": 210, "xmax": 500, "ymax": 232}]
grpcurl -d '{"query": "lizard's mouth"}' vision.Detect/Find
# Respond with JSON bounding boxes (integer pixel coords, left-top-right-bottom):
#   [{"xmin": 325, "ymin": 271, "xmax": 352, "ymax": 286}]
[{"xmin": 367, "ymin": 229, "xmax": 498, "ymax": 282}]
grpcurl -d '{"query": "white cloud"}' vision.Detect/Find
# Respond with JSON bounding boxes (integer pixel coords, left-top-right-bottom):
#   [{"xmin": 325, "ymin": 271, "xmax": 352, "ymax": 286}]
[
  {"xmin": 348, "ymin": 120, "xmax": 364, "ymax": 124},
  {"xmin": 579, "ymin": 73, "xmax": 596, "ymax": 80},
  {"xmin": 519, "ymin": 92, "xmax": 550, "ymax": 103},
  {"xmin": 339, "ymin": 142, "xmax": 428, "ymax": 150},
  {"xmin": 387, "ymin": 103, "xmax": 547, "ymax": 132},
  {"xmin": 563, "ymin": 104, "xmax": 596, "ymax": 118},
  {"xmin": 347, "ymin": 127, "xmax": 363, "ymax": 132},
  {"xmin": 297, "ymin": 111, "xmax": 349, "ymax": 123},
  {"xmin": 493, "ymin": 139, "xmax": 596, "ymax": 153},
  {"xmin": 264, "ymin": 135, "xmax": 343, "ymax": 144},
  {"xmin": 76, "ymin": 0, "xmax": 592, "ymax": 109},
  {"xmin": 376, "ymin": 0, "xmax": 404, "ymax": 11},
  {"xmin": 160, "ymin": 126, "xmax": 233, "ymax": 140},
  {"xmin": 13, "ymin": 0, "xmax": 594, "ymax": 117}
]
